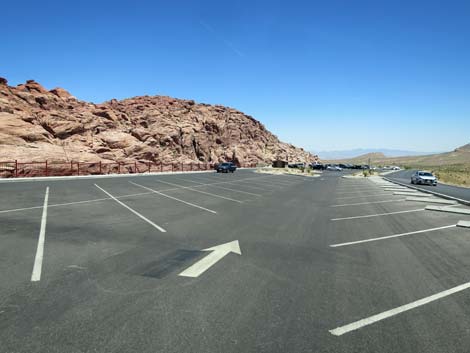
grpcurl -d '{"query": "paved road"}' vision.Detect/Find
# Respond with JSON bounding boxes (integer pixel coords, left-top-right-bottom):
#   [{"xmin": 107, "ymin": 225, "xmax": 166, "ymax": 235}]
[
  {"xmin": 387, "ymin": 169, "xmax": 470, "ymax": 203},
  {"xmin": 1, "ymin": 170, "xmax": 470, "ymax": 352}
]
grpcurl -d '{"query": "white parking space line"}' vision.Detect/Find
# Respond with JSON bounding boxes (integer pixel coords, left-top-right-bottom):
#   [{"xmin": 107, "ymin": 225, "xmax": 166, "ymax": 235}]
[
  {"xmin": 394, "ymin": 191, "xmax": 426, "ymax": 196},
  {"xmin": 335, "ymin": 193, "xmax": 392, "ymax": 200},
  {"xmin": 233, "ymin": 180, "xmax": 273, "ymax": 190},
  {"xmin": 31, "ymin": 187, "xmax": 49, "ymax": 282},
  {"xmin": 247, "ymin": 179, "xmax": 292, "ymax": 187},
  {"xmin": 0, "ymin": 176, "xmax": 272, "ymax": 215},
  {"xmin": 190, "ymin": 176, "xmax": 270, "ymax": 191},
  {"xmin": 330, "ymin": 224, "xmax": 457, "ymax": 247},
  {"xmin": 426, "ymin": 205, "xmax": 470, "ymax": 215},
  {"xmin": 269, "ymin": 178, "xmax": 298, "ymax": 185},
  {"xmin": 336, "ymin": 189, "xmax": 386, "ymax": 195},
  {"xmin": 155, "ymin": 179, "xmax": 244, "ymax": 203},
  {"xmin": 406, "ymin": 197, "xmax": 457, "ymax": 205},
  {"xmin": 331, "ymin": 208, "xmax": 425, "ymax": 221},
  {"xmin": 95, "ymin": 184, "xmax": 166, "ymax": 232},
  {"xmin": 0, "ymin": 192, "xmax": 157, "ymax": 215},
  {"xmin": 330, "ymin": 281, "xmax": 470, "ymax": 336},
  {"xmin": 129, "ymin": 182, "xmax": 217, "ymax": 214},
  {"xmin": 331, "ymin": 199, "xmax": 407, "ymax": 207},
  {"xmin": 175, "ymin": 178, "xmax": 262, "ymax": 197}
]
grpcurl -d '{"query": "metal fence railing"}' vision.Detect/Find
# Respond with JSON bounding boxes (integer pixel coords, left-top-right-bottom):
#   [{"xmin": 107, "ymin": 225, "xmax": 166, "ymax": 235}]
[{"xmin": 0, "ymin": 160, "xmax": 257, "ymax": 178}]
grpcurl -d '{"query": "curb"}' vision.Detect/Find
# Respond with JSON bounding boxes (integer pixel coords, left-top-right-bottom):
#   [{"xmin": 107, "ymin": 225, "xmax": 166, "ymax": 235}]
[{"xmin": 383, "ymin": 177, "xmax": 470, "ymax": 207}]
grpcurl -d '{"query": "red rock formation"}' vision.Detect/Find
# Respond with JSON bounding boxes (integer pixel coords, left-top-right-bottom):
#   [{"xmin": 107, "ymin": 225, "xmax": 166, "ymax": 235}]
[{"xmin": 0, "ymin": 78, "xmax": 318, "ymax": 165}]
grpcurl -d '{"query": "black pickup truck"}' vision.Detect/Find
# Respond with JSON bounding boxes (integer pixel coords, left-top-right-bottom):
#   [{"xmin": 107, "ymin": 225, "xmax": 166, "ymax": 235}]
[{"xmin": 215, "ymin": 162, "xmax": 237, "ymax": 173}]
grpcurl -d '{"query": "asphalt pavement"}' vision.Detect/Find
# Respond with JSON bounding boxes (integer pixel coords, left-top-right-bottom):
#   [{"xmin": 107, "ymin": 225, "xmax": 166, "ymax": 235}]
[
  {"xmin": 1, "ymin": 169, "xmax": 470, "ymax": 353},
  {"xmin": 387, "ymin": 169, "xmax": 470, "ymax": 203}
]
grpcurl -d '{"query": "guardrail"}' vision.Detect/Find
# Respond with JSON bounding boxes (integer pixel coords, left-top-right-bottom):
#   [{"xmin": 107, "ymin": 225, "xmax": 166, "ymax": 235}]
[{"xmin": 0, "ymin": 160, "xmax": 257, "ymax": 178}]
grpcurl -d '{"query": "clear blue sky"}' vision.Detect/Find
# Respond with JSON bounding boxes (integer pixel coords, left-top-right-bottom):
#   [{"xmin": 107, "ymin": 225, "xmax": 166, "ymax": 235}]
[{"xmin": 3, "ymin": 0, "xmax": 469, "ymax": 153}]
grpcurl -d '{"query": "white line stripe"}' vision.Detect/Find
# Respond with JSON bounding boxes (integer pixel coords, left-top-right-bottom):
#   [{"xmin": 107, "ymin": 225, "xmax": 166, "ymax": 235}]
[
  {"xmin": 31, "ymin": 187, "xmax": 49, "ymax": 282},
  {"xmin": 188, "ymin": 176, "xmax": 270, "ymax": 191},
  {"xmin": 129, "ymin": 181, "xmax": 217, "ymax": 214},
  {"xmin": 0, "ymin": 176, "xmax": 273, "ymax": 215},
  {"xmin": 175, "ymin": 178, "xmax": 262, "ymax": 196},
  {"xmin": 232, "ymin": 180, "xmax": 272, "ymax": 190},
  {"xmin": 155, "ymin": 180, "xmax": 243, "ymax": 203},
  {"xmin": 331, "ymin": 199, "xmax": 407, "ymax": 207},
  {"xmin": 336, "ymin": 189, "xmax": 387, "ymax": 195},
  {"xmin": 330, "ymin": 281, "xmax": 470, "ymax": 336},
  {"xmin": 245, "ymin": 179, "xmax": 289, "ymax": 187},
  {"xmin": 95, "ymin": 184, "xmax": 166, "ymax": 232},
  {"xmin": 331, "ymin": 208, "xmax": 424, "ymax": 221},
  {"xmin": 330, "ymin": 224, "xmax": 456, "ymax": 247},
  {"xmin": 335, "ymin": 193, "xmax": 392, "ymax": 200}
]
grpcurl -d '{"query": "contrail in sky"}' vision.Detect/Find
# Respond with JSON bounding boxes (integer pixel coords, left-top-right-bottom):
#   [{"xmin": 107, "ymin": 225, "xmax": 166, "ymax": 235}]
[{"xmin": 199, "ymin": 20, "xmax": 245, "ymax": 57}]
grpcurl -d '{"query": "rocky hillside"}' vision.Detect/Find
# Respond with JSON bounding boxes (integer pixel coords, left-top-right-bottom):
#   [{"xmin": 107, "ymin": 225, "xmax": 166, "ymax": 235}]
[{"xmin": 0, "ymin": 78, "xmax": 317, "ymax": 166}]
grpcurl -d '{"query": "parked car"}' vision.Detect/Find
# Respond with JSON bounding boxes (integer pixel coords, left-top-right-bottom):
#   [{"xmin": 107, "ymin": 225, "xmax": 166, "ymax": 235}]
[
  {"xmin": 327, "ymin": 165, "xmax": 342, "ymax": 171},
  {"xmin": 411, "ymin": 171, "xmax": 437, "ymax": 186},
  {"xmin": 216, "ymin": 162, "xmax": 237, "ymax": 173},
  {"xmin": 311, "ymin": 163, "xmax": 326, "ymax": 170},
  {"xmin": 288, "ymin": 163, "xmax": 305, "ymax": 169}
]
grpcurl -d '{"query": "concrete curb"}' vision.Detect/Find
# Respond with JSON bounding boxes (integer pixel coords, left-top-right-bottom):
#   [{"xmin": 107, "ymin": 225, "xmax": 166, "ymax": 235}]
[{"xmin": 383, "ymin": 177, "xmax": 470, "ymax": 207}]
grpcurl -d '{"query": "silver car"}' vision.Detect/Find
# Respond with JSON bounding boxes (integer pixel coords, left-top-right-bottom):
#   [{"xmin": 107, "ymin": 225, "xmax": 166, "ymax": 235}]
[{"xmin": 411, "ymin": 171, "xmax": 437, "ymax": 186}]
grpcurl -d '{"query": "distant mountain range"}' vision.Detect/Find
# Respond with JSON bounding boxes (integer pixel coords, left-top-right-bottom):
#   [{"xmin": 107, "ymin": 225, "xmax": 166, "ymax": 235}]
[
  {"xmin": 321, "ymin": 144, "xmax": 470, "ymax": 166},
  {"xmin": 317, "ymin": 148, "xmax": 442, "ymax": 160}
]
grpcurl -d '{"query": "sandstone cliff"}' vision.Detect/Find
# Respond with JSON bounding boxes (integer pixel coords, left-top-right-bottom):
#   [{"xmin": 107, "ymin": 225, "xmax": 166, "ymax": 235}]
[{"xmin": 0, "ymin": 78, "xmax": 318, "ymax": 165}]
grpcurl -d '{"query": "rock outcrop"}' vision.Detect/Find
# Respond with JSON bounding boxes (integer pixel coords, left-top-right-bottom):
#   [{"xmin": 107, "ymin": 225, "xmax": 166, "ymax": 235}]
[{"xmin": 0, "ymin": 77, "xmax": 318, "ymax": 165}]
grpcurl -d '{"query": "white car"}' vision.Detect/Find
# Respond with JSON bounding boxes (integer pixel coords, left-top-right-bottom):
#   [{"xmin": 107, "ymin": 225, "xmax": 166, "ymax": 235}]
[
  {"xmin": 327, "ymin": 165, "xmax": 342, "ymax": 171},
  {"xmin": 411, "ymin": 171, "xmax": 437, "ymax": 186}
]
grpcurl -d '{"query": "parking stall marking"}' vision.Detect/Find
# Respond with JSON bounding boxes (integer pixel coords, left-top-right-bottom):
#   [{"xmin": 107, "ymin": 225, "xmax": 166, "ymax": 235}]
[
  {"xmin": 330, "ymin": 281, "xmax": 470, "ymax": 336},
  {"xmin": 405, "ymin": 197, "xmax": 457, "ymax": 205},
  {"xmin": 330, "ymin": 224, "xmax": 457, "ymax": 247},
  {"xmin": 335, "ymin": 193, "xmax": 393, "ymax": 200},
  {"xmin": 230, "ymin": 180, "xmax": 273, "ymax": 190},
  {"xmin": 154, "ymin": 179, "xmax": 244, "ymax": 203},
  {"xmin": 95, "ymin": 184, "xmax": 166, "ymax": 232},
  {"xmin": 174, "ymin": 178, "xmax": 262, "ymax": 197},
  {"xmin": 187, "ymin": 175, "xmax": 270, "ymax": 191},
  {"xmin": 331, "ymin": 199, "xmax": 407, "ymax": 207},
  {"xmin": 0, "ymin": 175, "xmax": 278, "ymax": 215},
  {"xmin": 331, "ymin": 208, "xmax": 425, "ymax": 221},
  {"xmin": 426, "ymin": 205, "xmax": 470, "ymax": 215},
  {"xmin": 336, "ymin": 189, "xmax": 389, "ymax": 195},
  {"xmin": 245, "ymin": 179, "xmax": 293, "ymax": 188},
  {"xmin": 129, "ymin": 181, "xmax": 217, "ymax": 214},
  {"xmin": 31, "ymin": 187, "xmax": 49, "ymax": 282},
  {"xmin": 394, "ymin": 191, "xmax": 427, "ymax": 196}
]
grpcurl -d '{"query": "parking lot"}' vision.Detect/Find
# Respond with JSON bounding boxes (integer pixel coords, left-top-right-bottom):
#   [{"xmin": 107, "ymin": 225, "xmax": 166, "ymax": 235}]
[{"xmin": 1, "ymin": 169, "xmax": 470, "ymax": 353}]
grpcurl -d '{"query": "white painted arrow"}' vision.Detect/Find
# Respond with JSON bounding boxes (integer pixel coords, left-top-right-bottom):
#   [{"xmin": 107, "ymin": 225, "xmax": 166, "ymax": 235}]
[{"xmin": 179, "ymin": 240, "xmax": 241, "ymax": 278}]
